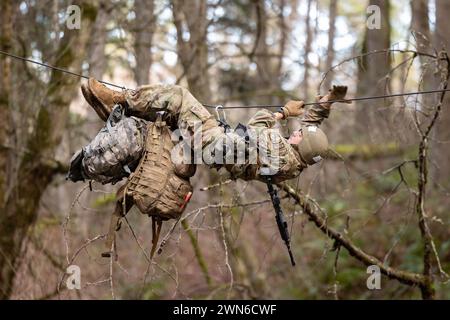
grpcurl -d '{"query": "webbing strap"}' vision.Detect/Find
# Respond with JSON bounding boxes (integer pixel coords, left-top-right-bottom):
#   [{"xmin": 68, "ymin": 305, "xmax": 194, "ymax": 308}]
[{"xmin": 150, "ymin": 217, "xmax": 163, "ymax": 259}]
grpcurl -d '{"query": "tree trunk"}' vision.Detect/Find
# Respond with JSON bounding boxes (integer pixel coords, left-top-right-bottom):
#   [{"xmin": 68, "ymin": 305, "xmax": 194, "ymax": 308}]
[
  {"xmin": 433, "ymin": 0, "xmax": 450, "ymax": 182},
  {"xmin": 0, "ymin": 0, "xmax": 14, "ymax": 214},
  {"xmin": 411, "ymin": 0, "xmax": 433, "ymax": 104},
  {"xmin": 276, "ymin": 0, "xmax": 287, "ymax": 78},
  {"xmin": 302, "ymin": 0, "xmax": 314, "ymax": 100},
  {"xmin": 172, "ymin": 0, "xmax": 211, "ymax": 102},
  {"xmin": 0, "ymin": 1, "xmax": 98, "ymax": 299},
  {"xmin": 356, "ymin": 0, "xmax": 391, "ymax": 136},
  {"xmin": 252, "ymin": 0, "xmax": 285, "ymax": 104},
  {"xmin": 88, "ymin": 2, "xmax": 114, "ymax": 79},
  {"xmin": 411, "ymin": 0, "xmax": 431, "ymax": 51},
  {"xmin": 323, "ymin": 0, "xmax": 337, "ymax": 90},
  {"xmin": 133, "ymin": 0, "xmax": 155, "ymax": 85}
]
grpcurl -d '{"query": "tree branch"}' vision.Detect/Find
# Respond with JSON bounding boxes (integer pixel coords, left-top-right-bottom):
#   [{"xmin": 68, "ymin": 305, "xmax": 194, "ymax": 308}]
[
  {"xmin": 278, "ymin": 182, "xmax": 427, "ymax": 288},
  {"xmin": 414, "ymin": 50, "xmax": 450, "ymax": 299}
]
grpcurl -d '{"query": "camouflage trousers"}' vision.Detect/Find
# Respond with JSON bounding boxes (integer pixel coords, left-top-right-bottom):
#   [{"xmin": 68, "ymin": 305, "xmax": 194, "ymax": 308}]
[{"xmin": 125, "ymin": 84, "xmax": 224, "ymax": 151}]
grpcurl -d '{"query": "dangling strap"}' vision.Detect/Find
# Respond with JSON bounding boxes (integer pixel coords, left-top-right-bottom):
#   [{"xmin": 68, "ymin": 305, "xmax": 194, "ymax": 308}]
[
  {"xmin": 150, "ymin": 217, "xmax": 163, "ymax": 259},
  {"xmin": 102, "ymin": 211, "xmax": 121, "ymax": 259},
  {"xmin": 106, "ymin": 104, "xmax": 125, "ymax": 133}
]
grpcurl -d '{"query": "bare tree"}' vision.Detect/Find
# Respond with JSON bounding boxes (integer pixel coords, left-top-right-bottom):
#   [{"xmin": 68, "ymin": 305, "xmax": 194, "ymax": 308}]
[
  {"xmin": 253, "ymin": 0, "xmax": 277, "ymax": 103},
  {"xmin": 356, "ymin": 0, "xmax": 391, "ymax": 134},
  {"xmin": 410, "ymin": 0, "xmax": 433, "ymax": 96},
  {"xmin": 0, "ymin": 0, "xmax": 98, "ymax": 299},
  {"xmin": 323, "ymin": 0, "xmax": 337, "ymax": 90},
  {"xmin": 88, "ymin": 2, "xmax": 115, "ymax": 79},
  {"xmin": 302, "ymin": 0, "xmax": 314, "ymax": 99},
  {"xmin": 0, "ymin": 1, "xmax": 14, "ymax": 222},
  {"xmin": 133, "ymin": 0, "xmax": 155, "ymax": 85},
  {"xmin": 433, "ymin": 0, "xmax": 450, "ymax": 179},
  {"xmin": 172, "ymin": 0, "xmax": 211, "ymax": 102}
]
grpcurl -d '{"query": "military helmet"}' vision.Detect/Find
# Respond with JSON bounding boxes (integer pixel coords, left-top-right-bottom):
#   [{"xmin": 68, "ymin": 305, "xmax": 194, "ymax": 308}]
[{"xmin": 297, "ymin": 125, "xmax": 328, "ymax": 165}]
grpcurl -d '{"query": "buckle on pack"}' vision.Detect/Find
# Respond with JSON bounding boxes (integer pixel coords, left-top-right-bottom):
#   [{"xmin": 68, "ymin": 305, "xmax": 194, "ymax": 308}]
[
  {"xmin": 215, "ymin": 105, "xmax": 231, "ymax": 132},
  {"xmin": 155, "ymin": 111, "xmax": 166, "ymax": 127}
]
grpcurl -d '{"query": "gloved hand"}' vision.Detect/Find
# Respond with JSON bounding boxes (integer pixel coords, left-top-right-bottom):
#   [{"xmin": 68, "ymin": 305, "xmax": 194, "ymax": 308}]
[
  {"xmin": 281, "ymin": 100, "xmax": 305, "ymax": 118},
  {"xmin": 326, "ymin": 85, "xmax": 352, "ymax": 104}
]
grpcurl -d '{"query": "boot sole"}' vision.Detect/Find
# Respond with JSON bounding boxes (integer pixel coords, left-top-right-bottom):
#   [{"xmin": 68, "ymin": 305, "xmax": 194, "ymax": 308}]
[{"xmin": 81, "ymin": 83, "xmax": 110, "ymax": 121}]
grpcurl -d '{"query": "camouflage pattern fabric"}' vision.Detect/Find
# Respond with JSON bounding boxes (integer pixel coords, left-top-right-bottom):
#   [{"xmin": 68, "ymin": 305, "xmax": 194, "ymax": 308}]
[
  {"xmin": 300, "ymin": 102, "xmax": 331, "ymax": 126},
  {"xmin": 224, "ymin": 109, "xmax": 306, "ymax": 183},
  {"xmin": 125, "ymin": 84, "xmax": 224, "ymax": 149},
  {"xmin": 80, "ymin": 108, "xmax": 147, "ymax": 184},
  {"xmin": 123, "ymin": 85, "xmax": 331, "ymax": 183},
  {"xmin": 223, "ymin": 101, "xmax": 333, "ymax": 182},
  {"xmin": 125, "ymin": 117, "xmax": 193, "ymax": 220}
]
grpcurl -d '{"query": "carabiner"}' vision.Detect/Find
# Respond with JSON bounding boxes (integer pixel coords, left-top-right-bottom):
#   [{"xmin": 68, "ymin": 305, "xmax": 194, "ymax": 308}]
[
  {"xmin": 215, "ymin": 105, "xmax": 231, "ymax": 132},
  {"xmin": 215, "ymin": 105, "xmax": 227, "ymax": 123}
]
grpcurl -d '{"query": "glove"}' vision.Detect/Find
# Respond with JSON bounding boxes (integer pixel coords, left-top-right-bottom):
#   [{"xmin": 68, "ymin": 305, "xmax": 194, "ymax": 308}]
[
  {"xmin": 326, "ymin": 85, "xmax": 352, "ymax": 104},
  {"xmin": 281, "ymin": 100, "xmax": 305, "ymax": 118}
]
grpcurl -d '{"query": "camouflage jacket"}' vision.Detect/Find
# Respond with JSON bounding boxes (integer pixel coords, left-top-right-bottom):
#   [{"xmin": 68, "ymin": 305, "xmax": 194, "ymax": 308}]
[{"xmin": 224, "ymin": 102, "xmax": 331, "ymax": 183}]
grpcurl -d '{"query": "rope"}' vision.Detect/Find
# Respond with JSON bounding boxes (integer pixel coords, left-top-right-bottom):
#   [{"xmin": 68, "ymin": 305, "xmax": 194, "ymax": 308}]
[
  {"xmin": 2, "ymin": 49, "xmax": 450, "ymax": 109},
  {"xmin": 203, "ymin": 88, "xmax": 450, "ymax": 109},
  {"xmin": 0, "ymin": 49, "xmax": 126, "ymax": 90}
]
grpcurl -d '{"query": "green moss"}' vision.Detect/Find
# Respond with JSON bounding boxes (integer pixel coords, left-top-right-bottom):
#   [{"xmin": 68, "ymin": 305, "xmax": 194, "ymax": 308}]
[
  {"xmin": 81, "ymin": 3, "xmax": 98, "ymax": 22},
  {"xmin": 322, "ymin": 195, "xmax": 348, "ymax": 216},
  {"xmin": 332, "ymin": 142, "xmax": 402, "ymax": 160},
  {"xmin": 121, "ymin": 280, "xmax": 166, "ymax": 299},
  {"xmin": 20, "ymin": 107, "xmax": 53, "ymax": 169},
  {"xmin": 33, "ymin": 217, "xmax": 60, "ymax": 235},
  {"xmin": 92, "ymin": 193, "xmax": 117, "ymax": 208}
]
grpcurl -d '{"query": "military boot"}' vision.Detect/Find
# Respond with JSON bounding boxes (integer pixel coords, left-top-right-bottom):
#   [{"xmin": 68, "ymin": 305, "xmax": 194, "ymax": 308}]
[{"xmin": 81, "ymin": 78, "xmax": 127, "ymax": 121}]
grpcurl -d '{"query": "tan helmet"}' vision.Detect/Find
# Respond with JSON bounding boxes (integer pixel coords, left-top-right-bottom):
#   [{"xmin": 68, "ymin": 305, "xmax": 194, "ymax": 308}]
[{"xmin": 297, "ymin": 125, "xmax": 329, "ymax": 165}]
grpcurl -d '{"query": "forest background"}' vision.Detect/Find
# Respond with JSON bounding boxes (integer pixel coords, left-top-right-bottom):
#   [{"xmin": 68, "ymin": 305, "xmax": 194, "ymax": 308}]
[{"xmin": 0, "ymin": 0, "xmax": 449, "ymax": 300}]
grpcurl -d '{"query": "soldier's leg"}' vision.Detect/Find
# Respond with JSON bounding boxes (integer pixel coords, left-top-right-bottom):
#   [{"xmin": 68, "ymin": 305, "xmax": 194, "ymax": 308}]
[
  {"xmin": 125, "ymin": 84, "xmax": 185, "ymax": 122},
  {"xmin": 81, "ymin": 78, "xmax": 129, "ymax": 122},
  {"xmin": 81, "ymin": 79, "xmax": 184, "ymax": 122},
  {"xmin": 126, "ymin": 85, "xmax": 224, "ymax": 150},
  {"xmin": 177, "ymin": 89, "xmax": 224, "ymax": 149},
  {"xmin": 83, "ymin": 79, "xmax": 223, "ymax": 149},
  {"xmin": 102, "ymin": 185, "xmax": 133, "ymax": 258}
]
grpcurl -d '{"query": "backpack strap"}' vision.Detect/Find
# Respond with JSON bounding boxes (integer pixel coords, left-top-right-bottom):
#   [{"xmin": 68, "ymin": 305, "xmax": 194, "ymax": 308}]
[
  {"xmin": 150, "ymin": 217, "xmax": 163, "ymax": 259},
  {"xmin": 106, "ymin": 104, "xmax": 125, "ymax": 133}
]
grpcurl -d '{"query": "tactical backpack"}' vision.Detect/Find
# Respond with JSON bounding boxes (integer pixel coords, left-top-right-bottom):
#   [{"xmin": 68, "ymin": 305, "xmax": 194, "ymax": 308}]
[
  {"xmin": 125, "ymin": 114, "xmax": 194, "ymax": 220},
  {"xmin": 115, "ymin": 113, "xmax": 195, "ymax": 257},
  {"xmin": 67, "ymin": 105, "xmax": 147, "ymax": 184}
]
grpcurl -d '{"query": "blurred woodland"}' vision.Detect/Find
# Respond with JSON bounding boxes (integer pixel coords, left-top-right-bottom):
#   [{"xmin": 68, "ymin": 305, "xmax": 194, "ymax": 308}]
[{"xmin": 0, "ymin": 0, "xmax": 450, "ymax": 300}]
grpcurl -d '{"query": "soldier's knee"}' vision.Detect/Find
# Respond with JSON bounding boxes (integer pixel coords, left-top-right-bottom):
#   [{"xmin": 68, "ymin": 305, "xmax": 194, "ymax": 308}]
[{"xmin": 165, "ymin": 84, "xmax": 186, "ymax": 96}]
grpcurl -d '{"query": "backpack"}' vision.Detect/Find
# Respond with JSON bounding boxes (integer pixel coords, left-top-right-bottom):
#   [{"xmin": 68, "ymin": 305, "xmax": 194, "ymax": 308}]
[
  {"xmin": 122, "ymin": 114, "xmax": 195, "ymax": 257},
  {"xmin": 125, "ymin": 114, "xmax": 194, "ymax": 214},
  {"xmin": 67, "ymin": 105, "xmax": 147, "ymax": 184},
  {"xmin": 68, "ymin": 109, "xmax": 195, "ymax": 259}
]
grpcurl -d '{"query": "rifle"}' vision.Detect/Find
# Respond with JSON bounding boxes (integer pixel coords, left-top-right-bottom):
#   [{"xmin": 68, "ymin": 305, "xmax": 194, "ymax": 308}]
[
  {"xmin": 213, "ymin": 107, "xmax": 296, "ymax": 266},
  {"xmin": 266, "ymin": 177, "xmax": 296, "ymax": 266}
]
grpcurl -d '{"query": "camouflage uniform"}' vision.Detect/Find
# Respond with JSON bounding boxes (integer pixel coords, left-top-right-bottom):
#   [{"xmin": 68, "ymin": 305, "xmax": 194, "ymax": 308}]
[
  {"xmin": 124, "ymin": 84, "xmax": 331, "ymax": 183},
  {"xmin": 125, "ymin": 84, "xmax": 223, "ymax": 149},
  {"xmin": 300, "ymin": 101, "xmax": 331, "ymax": 127},
  {"xmin": 224, "ymin": 102, "xmax": 331, "ymax": 183}
]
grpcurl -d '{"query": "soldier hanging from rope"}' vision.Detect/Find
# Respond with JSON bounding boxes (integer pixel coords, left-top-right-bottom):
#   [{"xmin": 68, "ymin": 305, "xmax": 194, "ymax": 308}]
[
  {"xmin": 80, "ymin": 79, "xmax": 350, "ymax": 182},
  {"xmin": 71, "ymin": 79, "xmax": 350, "ymax": 261}
]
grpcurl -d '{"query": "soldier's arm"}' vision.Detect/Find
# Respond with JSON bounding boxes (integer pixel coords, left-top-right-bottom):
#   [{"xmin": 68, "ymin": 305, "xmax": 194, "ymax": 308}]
[
  {"xmin": 300, "ymin": 97, "xmax": 332, "ymax": 127},
  {"xmin": 247, "ymin": 100, "xmax": 306, "ymax": 127},
  {"xmin": 301, "ymin": 85, "xmax": 350, "ymax": 127},
  {"xmin": 247, "ymin": 109, "xmax": 278, "ymax": 128}
]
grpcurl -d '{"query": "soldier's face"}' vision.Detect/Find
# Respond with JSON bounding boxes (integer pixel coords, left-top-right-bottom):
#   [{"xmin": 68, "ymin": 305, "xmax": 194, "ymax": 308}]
[{"xmin": 287, "ymin": 130, "xmax": 303, "ymax": 145}]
